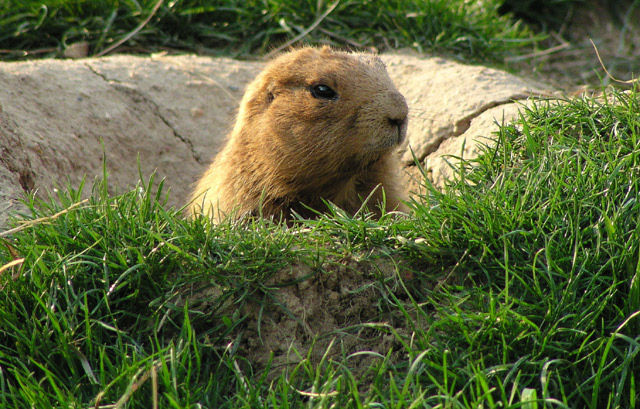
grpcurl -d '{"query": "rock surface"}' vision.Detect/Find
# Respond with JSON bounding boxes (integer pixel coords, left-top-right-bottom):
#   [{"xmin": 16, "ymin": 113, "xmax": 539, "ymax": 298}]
[{"xmin": 0, "ymin": 52, "xmax": 549, "ymax": 227}]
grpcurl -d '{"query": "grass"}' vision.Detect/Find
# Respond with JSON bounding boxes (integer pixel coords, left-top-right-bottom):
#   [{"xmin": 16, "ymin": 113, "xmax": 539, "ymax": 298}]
[
  {"xmin": 1, "ymin": 85, "xmax": 639, "ymax": 408},
  {"xmin": 0, "ymin": 1, "xmax": 638, "ymax": 407},
  {"xmin": 0, "ymin": 0, "xmax": 536, "ymax": 61}
]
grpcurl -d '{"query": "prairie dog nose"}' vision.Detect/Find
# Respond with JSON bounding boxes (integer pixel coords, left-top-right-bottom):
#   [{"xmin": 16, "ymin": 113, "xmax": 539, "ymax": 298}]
[
  {"xmin": 388, "ymin": 115, "xmax": 407, "ymax": 128},
  {"xmin": 386, "ymin": 90, "xmax": 409, "ymax": 126}
]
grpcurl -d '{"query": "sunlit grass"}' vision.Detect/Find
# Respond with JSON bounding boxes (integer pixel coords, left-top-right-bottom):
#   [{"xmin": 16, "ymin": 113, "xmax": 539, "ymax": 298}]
[{"xmin": 0, "ymin": 0, "xmax": 535, "ymax": 61}]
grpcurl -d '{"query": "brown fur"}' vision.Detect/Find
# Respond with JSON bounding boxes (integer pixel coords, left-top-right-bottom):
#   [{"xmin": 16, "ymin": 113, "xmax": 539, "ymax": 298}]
[{"xmin": 189, "ymin": 46, "xmax": 409, "ymax": 222}]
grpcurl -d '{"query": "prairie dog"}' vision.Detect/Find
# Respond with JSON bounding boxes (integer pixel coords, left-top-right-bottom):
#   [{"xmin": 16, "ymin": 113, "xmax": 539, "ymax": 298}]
[{"xmin": 189, "ymin": 46, "xmax": 408, "ymax": 221}]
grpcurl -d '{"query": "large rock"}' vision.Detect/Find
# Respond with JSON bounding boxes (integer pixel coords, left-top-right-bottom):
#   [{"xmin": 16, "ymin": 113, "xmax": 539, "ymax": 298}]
[
  {"xmin": 382, "ymin": 52, "xmax": 548, "ymax": 192},
  {"xmin": 0, "ymin": 53, "xmax": 549, "ymax": 227}
]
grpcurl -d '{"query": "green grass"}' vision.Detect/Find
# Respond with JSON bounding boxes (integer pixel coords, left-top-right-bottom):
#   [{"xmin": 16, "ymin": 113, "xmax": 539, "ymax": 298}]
[
  {"xmin": 0, "ymin": 0, "xmax": 536, "ymax": 61},
  {"xmin": 1, "ymin": 86, "xmax": 639, "ymax": 408}
]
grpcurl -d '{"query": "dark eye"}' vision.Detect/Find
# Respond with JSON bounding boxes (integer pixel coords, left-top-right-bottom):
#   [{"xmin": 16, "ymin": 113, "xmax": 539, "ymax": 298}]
[{"xmin": 310, "ymin": 84, "xmax": 337, "ymax": 100}]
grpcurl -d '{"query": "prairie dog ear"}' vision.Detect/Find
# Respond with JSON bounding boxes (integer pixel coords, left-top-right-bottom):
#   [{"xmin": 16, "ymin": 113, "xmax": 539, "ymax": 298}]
[
  {"xmin": 266, "ymin": 88, "xmax": 275, "ymax": 104},
  {"xmin": 262, "ymin": 78, "xmax": 278, "ymax": 105},
  {"xmin": 245, "ymin": 79, "xmax": 275, "ymax": 109}
]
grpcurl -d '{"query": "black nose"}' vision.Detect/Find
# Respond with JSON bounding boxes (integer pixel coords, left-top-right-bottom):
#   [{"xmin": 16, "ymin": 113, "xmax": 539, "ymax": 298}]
[
  {"xmin": 388, "ymin": 115, "xmax": 408, "ymax": 144},
  {"xmin": 388, "ymin": 117, "xmax": 406, "ymax": 128}
]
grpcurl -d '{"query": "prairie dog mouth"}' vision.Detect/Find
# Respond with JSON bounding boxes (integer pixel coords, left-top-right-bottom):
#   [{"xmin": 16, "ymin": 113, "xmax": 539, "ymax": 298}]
[
  {"xmin": 395, "ymin": 121, "xmax": 408, "ymax": 145},
  {"xmin": 367, "ymin": 130, "xmax": 405, "ymax": 152},
  {"xmin": 383, "ymin": 120, "xmax": 408, "ymax": 148}
]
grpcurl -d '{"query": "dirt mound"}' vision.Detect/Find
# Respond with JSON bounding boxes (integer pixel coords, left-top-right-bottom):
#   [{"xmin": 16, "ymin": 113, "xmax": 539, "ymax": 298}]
[
  {"xmin": 211, "ymin": 254, "xmax": 430, "ymax": 378},
  {"xmin": 243, "ymin": 259, "xmax": 398, "ymax": 371}
]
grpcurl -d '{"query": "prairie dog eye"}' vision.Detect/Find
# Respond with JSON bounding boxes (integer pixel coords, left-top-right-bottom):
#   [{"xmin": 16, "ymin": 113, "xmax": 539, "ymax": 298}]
[{"xmin": 310, "ymin": 84, "xmax": 338, "ymax": 100}]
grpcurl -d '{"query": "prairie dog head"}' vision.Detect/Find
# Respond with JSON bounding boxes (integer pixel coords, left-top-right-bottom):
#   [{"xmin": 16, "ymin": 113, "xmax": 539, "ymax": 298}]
[{"xmin": 235, "ymin": 46, "xmax": 408, "ymax": 184}]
